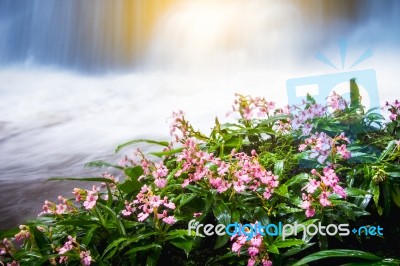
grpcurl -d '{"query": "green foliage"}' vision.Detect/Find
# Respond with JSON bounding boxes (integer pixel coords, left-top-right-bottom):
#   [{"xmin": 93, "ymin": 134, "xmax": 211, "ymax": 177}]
[{"xmin": 1, "ymin": 87, "xmax": 400, "ymax": 265}]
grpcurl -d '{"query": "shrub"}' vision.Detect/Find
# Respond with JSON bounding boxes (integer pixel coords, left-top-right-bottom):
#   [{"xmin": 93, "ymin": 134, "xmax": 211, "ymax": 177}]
[{"xmin": 1, "ymin": 82, "xmax": 400, "ymax": 265}]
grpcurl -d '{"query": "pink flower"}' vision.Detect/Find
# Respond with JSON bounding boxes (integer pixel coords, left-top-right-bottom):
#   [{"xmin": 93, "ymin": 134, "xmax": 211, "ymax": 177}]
[
  {"xmin": 247, "ymin": 258, "xmax": 256, "ymax": 266},
  {"xmin": 72, "ymin": 188, "xmax": 83, "ymax": 202},
  {"xmin": 302, "ymin": 123, "xmax": 313, "ymax": 136},
  {"xmin": 232, "ymin": 242, "xmax": 242, "ymax": 254},
  {"xmin": 137, "ymin": 212, "xmax": 149, "ymax": 222},
  {"xmin": 333, "ymin": 184, "xmax": 347, "ymax": 198},
  {"xmin": 262, "ymin": 259, "xmax": 273, "ymax": 266},
  {"xmin": 154, "ymin": 178, "xmax": 167, "ymax": 188},
  {"xmin": 337, "ymin": 144, "xmax": 351, "ymax": 159},
  {"xmin": 319, "ymin": 191, "xmax": 332, "ymax": 207},
  {"xmin": 163, "ymin": 201, "xmax": 176, "ymax": 210},
  {"xmin": 193, "ymin": 212, "xmax": 202, "ymax": 217},
  {"xmin": 152, "ymin": 162, "xmax": 168, "ymax": 178},
  {"xmin": 305, "ymin": 208, "xmax": 316, "ymax": 218},
  {"xmin": 304, "ymin": 179, "xmax": 320, "ymax": 194},
  {"xmin": 250, "ymin": 235, "xmax": 262, "ymax": 247},
  {"xmin": 311, "ymin": 169, "xmax": 317, "ymax": 175},
  {"xmin": 80, "ymin": 250, "xmax": 92, "ymax": 266},
  {"xmin": 162, "ymin": 216, "xmax": 176, "ymax": 225},
  {"xmin": 248, "ymin": 246, "xmax": 259, "ymax": 257},
  {"xmin": 14, "ymin": 225, "xmax": 30, "ymax": 242},
  {"xmin": 83, "ymin": 192, "xmax": 98, "ymax": 210}
]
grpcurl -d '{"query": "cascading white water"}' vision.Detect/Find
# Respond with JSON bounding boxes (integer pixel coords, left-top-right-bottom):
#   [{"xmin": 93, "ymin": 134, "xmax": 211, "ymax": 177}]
[{"xmin": 0, "ymin": 0, "xmax": 399, "ymax": 228}]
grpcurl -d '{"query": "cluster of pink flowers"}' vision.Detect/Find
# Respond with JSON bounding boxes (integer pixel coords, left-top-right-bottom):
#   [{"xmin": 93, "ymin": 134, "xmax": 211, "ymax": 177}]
[
  {"xmin": 223, "ymin": 150, "xmax": 279, "ymax": 199},
  {"xmin": 169, "ymin": 110, "xmax": 190, "ymax": 141},
  {"xmin": 58, "ymin": 236, "xmax": 75, "ymax": 264},
  {"xmin": 229, "ymin": 94, "xmax": 275, "ymax": 121},
  {"xmin": 73, "ymin": 185, "xmax": 100, "ymax": 210},
  {"xmin": 58, "ymin": 236, "xmax": 92, "ymax": 265},
  {"xmin": 327, "ymin": 91, "xmax": 347, "ymax": 111},
  {"xmin": 385, "ymin": 99, "xmax": 400, "ymax": 121},
  {"xmin": 290, "ymin": 102, "xmax": 326, "ymax": 136},
  {"xmin": 174, "ymin": 138, "xmax": 279, "ymax": 198},
  {"xmin": 121, "ymin": 149, "xmax": 170, "ymax": 189},
  {"xmin": 14, "ymin": 225, "xmax": 30, "ymax": 243},
  {"xmin": 230, "ymin": 227, "xmax": 272, "ymax": 266},
  {"xmin": 301, "ymin": 168, "xmax": 347, "ymax": 218},
  {"xmin": 80, "ymin": 250, "xmax": 92, "ymax": 266},
  {"xmin": 175, "ymin": 138, "xmax": 215, "ymax": 188},
  {"xmin": 38, "ymin": 196, "xmax": 76, "ymax": 216},
  {"xmin": 101, "ymin": 172, "xmax": 119, "ymax": 190},
  {"xmin": 122, "ymin": 185, "xmax": 176, "ymax": 225},
  {"xmin": 298, "ymin": 132, "xmax": 351, "ymax": 164}
]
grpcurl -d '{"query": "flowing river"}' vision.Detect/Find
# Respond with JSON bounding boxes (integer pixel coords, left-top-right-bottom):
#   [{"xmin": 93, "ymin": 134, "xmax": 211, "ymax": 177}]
[{"xmin": 0, "ymin": 0, "xmax": 399, "ymax": 229}]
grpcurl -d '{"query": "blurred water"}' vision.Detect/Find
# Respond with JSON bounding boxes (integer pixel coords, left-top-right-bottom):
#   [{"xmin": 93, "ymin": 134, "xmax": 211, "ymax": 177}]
[{"xmin": 0, "ymin": 0, "xmax": 400, "ymax": 229}]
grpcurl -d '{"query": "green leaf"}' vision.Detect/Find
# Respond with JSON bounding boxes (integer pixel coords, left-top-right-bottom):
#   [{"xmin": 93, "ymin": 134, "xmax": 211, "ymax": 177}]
[
  {"xmin": 345, "ymin": 187, "xmax": 369, "ymax": 197},
  {"xmin": 306, "ymin": 93, "xmax": 316, "ymax": 104},
  {"xmin": 165, "ymin": 229, "xmax": 195, "ymax": 241},
  {"xmin": 213, "ymin": 199, "xmax": 231, "ymax": 225},
  {"xmin": 84, "ymin": 160, "xmax": 123, "ymax": 169},
  {"xmin": 274, "ymin": 160, "xmax": 284, "ymax": 176},
  {"xmin": 350, "ymin": 78, "xmax": 363, "ymax": 113},
  {"xmin": 170, "ymin": 237, "xmax": 193, "ymax": 257},
  {"xmin": 267, "ymin": 244, "xmax": 279, "ymax": 254},
  {"xmin": 124, "ymin": 166, "xmax": 144, "ymax": 180},
  {"xmin": 150, "ymin": 148, "xmax": 184, "ymax": 158},
  {"xmin": 48, "ymin": 177, "xmax": 116, "ymax": 183},
  {"xmin": 119, "ymin": 179, "xmax": 142, "ymax": 194},
  {"xmin": 378, "ymin": 140, "xmax": 396, "ymax": 162},
  {"xmin": 371, "ymin": 181, "xmax": 382, "ymax": 215},
  {"xmin": 101, "ymin": 237, "xmax": 128, "ymax": 260},
  {"xmin": 292, "ymin": 249, "xmax": 383, "ymax": 266},
  {"xmin": 29, "ymin": 225, "xmax": 51, "ymax": 254},
  {"xmin": 285, "ymin": 173, "xmax": 309, "ymax": 187},
  {"xmin": 115, "ymin": 139, "xmax": 169, "ymax": 153},
  {"xmin": 82, "ymin": 226, "xmax": 98, "ymax": 246},
  {"xmin": 56, "ymin": 216, "xmax": 101, "ymax": 227},
  {"xmin": 125, "ymin": 244, "xmax": 162, "ymax": 256},
  {"xmin": 282, "ymin": 242, "xmax": 315, "ymax": 258},
  {"xmin": 213, "ymin": 234, "xmax": 230, "ymax": 250},
  {"xmin": 275, "ymin": 184, "xmax": 289, "ymax": 197},
  {"xmin": 273, "ymin": 238, "xmax": 304, "ymax": 248},
  {"xmin": 97, "ymin": 202, "xmax": 126, "ymax": 236}
]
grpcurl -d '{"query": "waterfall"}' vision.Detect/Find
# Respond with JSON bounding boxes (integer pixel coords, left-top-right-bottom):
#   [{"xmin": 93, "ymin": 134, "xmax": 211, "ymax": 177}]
[{"xmin": 1, "ymin": 0, "xmax": 399, "ymax": 72}]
